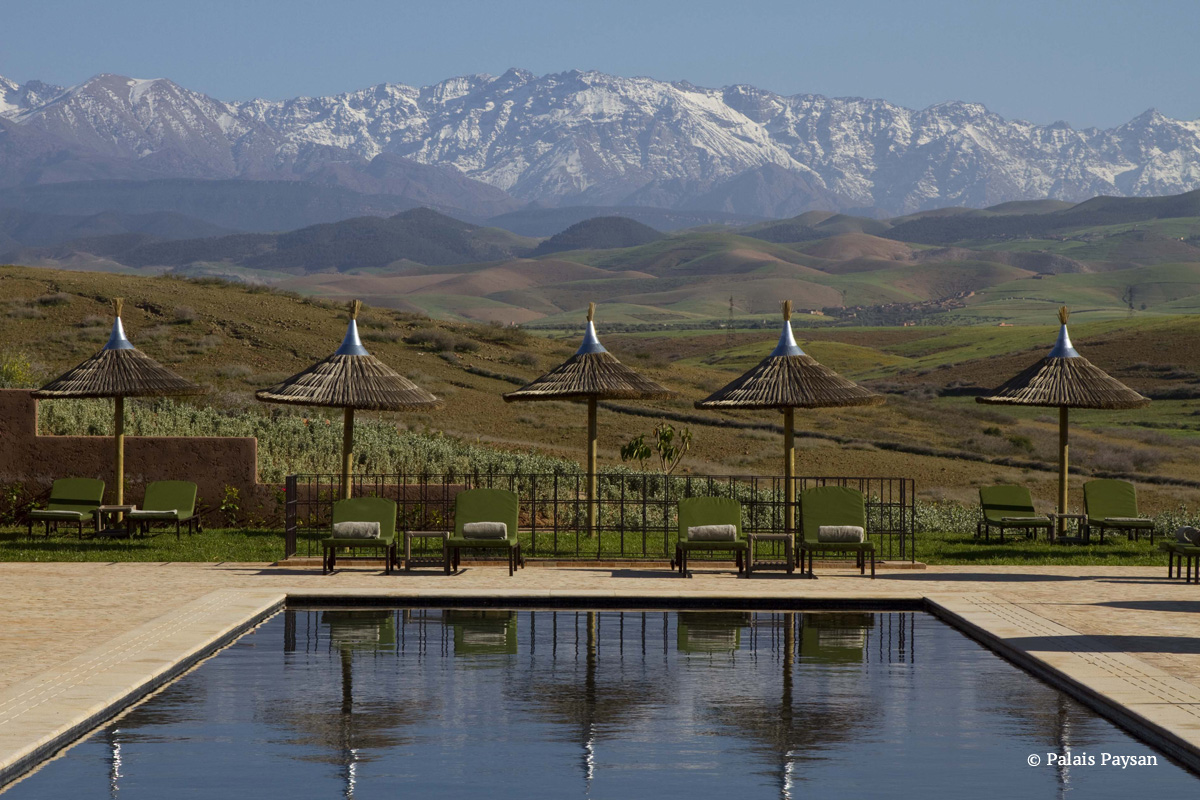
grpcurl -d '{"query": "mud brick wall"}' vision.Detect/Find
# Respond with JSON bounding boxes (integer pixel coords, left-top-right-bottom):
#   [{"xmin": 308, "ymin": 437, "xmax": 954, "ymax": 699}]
[{"xmin": 0, "ymin": 390, "xmax": 282, "ymax": 526}]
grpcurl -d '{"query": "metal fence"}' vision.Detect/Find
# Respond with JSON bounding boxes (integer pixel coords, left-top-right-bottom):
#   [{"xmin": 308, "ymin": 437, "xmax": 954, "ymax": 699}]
[{"xmin": 284, "ymin": 471, "xmax": 915, "ymax": 563}]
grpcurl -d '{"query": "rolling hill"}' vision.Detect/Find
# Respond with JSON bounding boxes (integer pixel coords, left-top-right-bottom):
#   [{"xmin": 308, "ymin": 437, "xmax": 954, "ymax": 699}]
[
  {"xmin": 7, "ymin": 188, "xmax": 1200, "ymax": 327},
  {"xmin": 8, "ymin": 208, "xmax": 537, "ymax": 276},
  {"xmin": 532, "ymin": 217, "xmax": 664, "ymax": 255},
  {"xmin": 2, "ymin": 264, "xmax": 1199, "ymax": 511}
]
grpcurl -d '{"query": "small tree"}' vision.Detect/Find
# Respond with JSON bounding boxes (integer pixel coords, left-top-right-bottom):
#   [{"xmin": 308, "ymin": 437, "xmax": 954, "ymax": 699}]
[
  {"xmin": 620, "ymin": 422, "xmax": 692, "ymax": 475},
  {"xmin": 620, "ymin": 434, "xmax": 652, "ymax": 472}
]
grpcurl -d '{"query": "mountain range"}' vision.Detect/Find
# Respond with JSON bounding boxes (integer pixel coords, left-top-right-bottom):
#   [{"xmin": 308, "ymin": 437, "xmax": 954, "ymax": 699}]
[{"xmin": 3, "ymin": 70, "xmax": 1200, "ymax": 220}]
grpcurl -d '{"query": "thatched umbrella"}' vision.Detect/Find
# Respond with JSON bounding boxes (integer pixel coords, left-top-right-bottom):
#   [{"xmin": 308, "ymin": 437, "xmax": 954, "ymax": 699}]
[
  {"xmin": 696, "ymin": 301, "xmax": 883, "ymax": 532},
  {"xmin": 977, "ymin": 306, "xmax": 1149, "ymax": 534},
  {"xmin": 32, "ymin": 298, "xmax": 205, "ymax": 508},
  {"xmin": 256, "ymin": 300, "xmax": 440, "ymax": 500},
  {"xmin": 503, "ymin": 303, "xmax": 671, "ymax": 536}
]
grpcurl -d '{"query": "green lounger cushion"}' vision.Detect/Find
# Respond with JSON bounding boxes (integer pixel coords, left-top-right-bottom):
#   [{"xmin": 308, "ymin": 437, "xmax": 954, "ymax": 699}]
[
  {"xmin": 677, "ymin": 540, "xmax": 748, "ymax": 551},
  {"xmin": 140, "ymin": 480, "xmax": 197, "ymax": 519},
  {"xmin": 678, "ymin": 497, "xmax": 742, "ymax": 542},
  {"xmin": 445, "ymin": 537, "xmax": 519, "ymax": 548},
  {"xmin": 453, "ymin": 489, "xmax": 519, "ymax": 540},
  {"xmin": 800, "ymin": 486, "xmax": 874, "ymax": 551},
  {"xmin": 325, "ymin": 537, "xmax": 393, "ymax": 548},
  {"xmin": 1103, "ymin": 517, "xmax": 1154, "ymax": 528},
  {"xmin": 979, "ymin": 485, "xmax": 1050, "ymax": 526},
  {"xmin": 328, "ymin": 497, "xmax": 397, "ymax": 545},
  {"xmin": 996, "ymin": 517, "xmax": 1052, "ymax": 527},
  {"xmin": 128, "ymin": 509, "xmax": 180, "ymax": 520},
  {"xmin": 804, "ymin": 543, "xmax": 874, "ymax": 554},
  {"xmin": 31, "ymin": 478, "xmax": 105, "ymax": 520},
  {"xmin": 1083, "ymin": 480, "xmax": 1151, "ymax": 528},
  {"xmin": 30, "ymin": 509, "xmax": 89, "ymax": 520}
]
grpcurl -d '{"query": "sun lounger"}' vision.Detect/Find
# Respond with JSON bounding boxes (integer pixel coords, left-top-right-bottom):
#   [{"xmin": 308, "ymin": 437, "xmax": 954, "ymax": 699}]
[
  {"xmin": 977, "ymin": 485, "xmax": 1052, "ymax": 542},
  {"xmin": 27, "ymin": 478, "xmax": 105, "ymax": 539},
  {"xmin": 444, "ymin": 488, "xmax": 523, "ymax": 576},
  {"xmin": 799, "ymin": 486, "xmax": 875, "ymax": 578},
  {"xmin": 323, "ymin": 496, "xmax": 398, "ymax": 574},
  {"xmin": 671, "ymin": 497, "xmax": 747, "ymax": 578},
  {"xmin": 128, "ymin": 480, "xmax": 199, "ymax": 539},
  {"xmin": 1083, "ymin": 479, "xmax": 1155, "ymax": 542}
]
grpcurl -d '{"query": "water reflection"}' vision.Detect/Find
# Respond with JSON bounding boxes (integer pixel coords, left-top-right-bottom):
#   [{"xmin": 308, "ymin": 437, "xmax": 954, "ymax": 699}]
[
  {"xmin": 446, "ymin": 610, "xmax": 518, "ymax": 656},
  {"xmin": 677, "ymin": 612, "xmax": 750, "ymax": 654},
  {"xmin": 6, "ymin": 609, "xmax": 1196, "ymax": 800},
  {"xmin": 272, "ymin": 610, "xmax": 416, "ymax": 800}
]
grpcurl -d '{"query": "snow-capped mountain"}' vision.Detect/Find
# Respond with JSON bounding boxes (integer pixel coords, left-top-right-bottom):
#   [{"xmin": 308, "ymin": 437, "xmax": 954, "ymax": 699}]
[{"xmin": 3, "ymin": 69, "xmax": 1200, "ymax": 216}]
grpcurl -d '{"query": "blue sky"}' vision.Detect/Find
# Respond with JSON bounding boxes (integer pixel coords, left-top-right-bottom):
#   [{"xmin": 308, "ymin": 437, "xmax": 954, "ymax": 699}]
[{"xmin": 4, "ymin": 0, "xmax": 1198, "ymax": 129}]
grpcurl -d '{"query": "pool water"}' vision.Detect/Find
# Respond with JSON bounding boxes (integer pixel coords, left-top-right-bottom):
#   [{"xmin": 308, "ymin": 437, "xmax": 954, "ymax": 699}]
[{"xmin": 4, "ymin": 609, "xmax": 1196, "ymax": 799}]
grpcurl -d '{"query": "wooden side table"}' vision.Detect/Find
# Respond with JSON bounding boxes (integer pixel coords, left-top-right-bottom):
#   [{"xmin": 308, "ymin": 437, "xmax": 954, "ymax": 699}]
[
  {"xmin": 1049, "ymin": 512, "xmax": 1087, "ymax": 543},
  {"xmin": 746, "ymin": 532, "xmax": 794, "ymax": 576},
  {"xmin": 404, "ymin": 530, "xmax": 449, "ymax": 571},
  {"xmin": 97, "ymin": 505, "xmax": 136, "ymax": 538}
]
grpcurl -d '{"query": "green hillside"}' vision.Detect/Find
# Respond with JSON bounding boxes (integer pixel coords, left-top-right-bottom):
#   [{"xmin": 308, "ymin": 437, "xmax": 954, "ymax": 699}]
[{"xmin": 11, "ymin": 189, "xmax": 1200, "ymax": 328}]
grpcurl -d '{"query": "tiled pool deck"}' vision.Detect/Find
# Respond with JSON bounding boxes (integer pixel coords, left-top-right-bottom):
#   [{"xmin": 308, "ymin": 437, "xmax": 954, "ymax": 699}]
[{"xmin": 1, "ymin": 562, "xmax": 1198, "ymax": 782}]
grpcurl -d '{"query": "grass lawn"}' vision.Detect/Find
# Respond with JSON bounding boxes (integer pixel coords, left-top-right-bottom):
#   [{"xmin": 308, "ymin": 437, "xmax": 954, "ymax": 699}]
[
  {"xmin": 0, "ymin": 525, "xmax": 1175, "ymax": 569},
  {"xmin": 0, "ymin": 527, "xmax": 285, "ymax": 563},
  {"xmin": 916, "ymin": 529, "xmax": 1168, "ymax": 566}
]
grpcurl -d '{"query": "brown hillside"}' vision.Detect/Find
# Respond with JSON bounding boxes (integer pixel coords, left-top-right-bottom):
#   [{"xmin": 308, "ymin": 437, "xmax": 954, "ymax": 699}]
[{"xmin": 802, "ymin": 233, "xmax": 914, "ymax": 262}]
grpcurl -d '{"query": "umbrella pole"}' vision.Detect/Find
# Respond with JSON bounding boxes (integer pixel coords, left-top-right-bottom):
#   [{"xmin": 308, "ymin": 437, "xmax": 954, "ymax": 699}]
[
  {"xmin": 587, "ymin": 397, "xmax": 597, "ymax": 538},
  {"xmin": 784, "ymin": 407, "xmax": 795, "ymax": 533},
  {"xmin": 114, "ymin": 396, "xmax": 124, "ymax": 511},
  {"xmin": 342, "ymin": 407, "xmax": 354, "ymax": 501},
  {"xmin": 1058, "ymin": 405, "xmax": 1069, "ymax": 537}
]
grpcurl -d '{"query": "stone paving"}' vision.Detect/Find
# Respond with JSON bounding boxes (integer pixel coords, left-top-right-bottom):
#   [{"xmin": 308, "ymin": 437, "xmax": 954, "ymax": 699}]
[{"xmin": 0, "ymin": 561, "xmax": 1198, "ymax": 781}]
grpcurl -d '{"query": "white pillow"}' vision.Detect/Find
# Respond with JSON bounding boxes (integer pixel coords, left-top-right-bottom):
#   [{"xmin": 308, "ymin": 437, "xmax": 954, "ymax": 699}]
[
  {"xmin": 332, "ymin": 521, "xmax": 381, "ymax": 539},
  {"xmin": 687, "ymin": 524, "xmax": 737, "ymax": 541},
  {"xmin": 463, "ymin": 521, "xmax": 508, "ymax": 539},
  {"xmin": 1175, "ymin": 526, "xmax": 1200, "ymax": 545},
  {"xmin": 818, "ymin": 525, "xmax": 864, "ymax": 543}
]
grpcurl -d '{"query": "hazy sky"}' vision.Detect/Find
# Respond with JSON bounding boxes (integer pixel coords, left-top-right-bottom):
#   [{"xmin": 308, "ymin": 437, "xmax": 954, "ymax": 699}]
[{"xmin": 4, "ymin": 0, "xmax": 1198, "ymax": 129}]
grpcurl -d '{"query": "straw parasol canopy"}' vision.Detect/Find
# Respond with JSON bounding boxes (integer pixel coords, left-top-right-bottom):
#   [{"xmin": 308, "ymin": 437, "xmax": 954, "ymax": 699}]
[
  {"xmin": 504, "ymin": 303, "xmax": 671, "ymax": 535},
  {"xmin": 977, "ymin": 306, "xmax": 1149, "ymax": 532},
  {"xmin": 256, "ymin": 300, "xmax": 440, "ymax": 498},
  {"xmin": 32, "ymin": 298, "xmax": 205, "ymax": 508},
  {"xmin": 696, "ymin": 300, "xmax": 883, "ymax": 532}
]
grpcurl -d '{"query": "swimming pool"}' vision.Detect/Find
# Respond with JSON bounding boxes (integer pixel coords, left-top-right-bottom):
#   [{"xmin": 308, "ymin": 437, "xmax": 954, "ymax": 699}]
[{"xmin": 4, "ymin": 609, "xmax": 1195, "ymax": 798}]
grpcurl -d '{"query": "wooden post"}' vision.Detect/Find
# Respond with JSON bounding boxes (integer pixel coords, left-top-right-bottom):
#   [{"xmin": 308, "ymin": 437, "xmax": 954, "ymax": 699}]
[
  {"xmin": 781, "ymin": 300, "xmax": 797, "ymax": 535},
  {"xmin": 1058, "ymin": 405, "xmax": 1069, "ymax": 537},
  {"xmin": 342, "ymin": 407, "xmax": 354, "ymax": 500},
  {"xmin": 784, "ymin": 407, "xmax": 795, "ymax": 533},
  {"xmin": 114, "ymin": 396, "xmax": 125, "ymax": 508},
  {"xmin": 587, "ymin": 396, "xmax": 597, "ymax": 538}
]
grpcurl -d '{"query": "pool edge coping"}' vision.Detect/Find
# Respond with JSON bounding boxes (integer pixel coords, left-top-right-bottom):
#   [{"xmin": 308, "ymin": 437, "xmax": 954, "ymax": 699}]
[{"xmin": 0, "ymin": 589, "xmax": 286, "ymax": 789}]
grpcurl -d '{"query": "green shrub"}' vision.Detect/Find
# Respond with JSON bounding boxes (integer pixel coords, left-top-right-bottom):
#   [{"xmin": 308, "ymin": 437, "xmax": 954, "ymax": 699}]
[
  {"xmin": 0, "ymin": 350, "xmax": 39, "ymax": 388},
  {"xmin": 36, "ymin": 397, "xmax": 584, "ymax": 482}
]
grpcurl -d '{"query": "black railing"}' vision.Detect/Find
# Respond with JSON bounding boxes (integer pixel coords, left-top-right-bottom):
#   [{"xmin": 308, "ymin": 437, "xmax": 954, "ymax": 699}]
[{"xmin": 284, "ymin": 471, "xmax": 915, "ymax": 563}]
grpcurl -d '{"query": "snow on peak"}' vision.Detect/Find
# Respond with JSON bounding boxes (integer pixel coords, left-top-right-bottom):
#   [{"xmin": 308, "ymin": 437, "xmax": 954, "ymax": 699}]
[
  {"xmin": 5, "ymin": 67, "xmax": 1200, "ymax": 215},
  {"xmin": 127, "ymin": 77, "xmax": 164, "ymax": 104}
]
